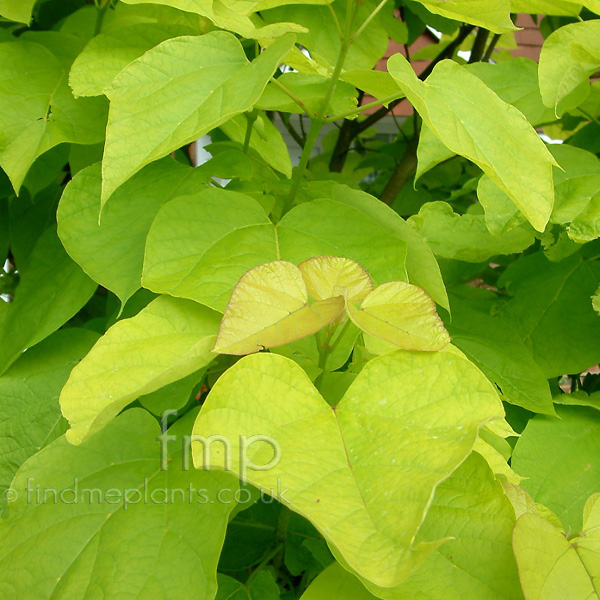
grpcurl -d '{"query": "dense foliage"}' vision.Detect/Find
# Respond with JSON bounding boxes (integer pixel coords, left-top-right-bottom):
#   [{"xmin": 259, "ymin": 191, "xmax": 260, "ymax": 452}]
[{"xmin": 0, "ymin": 0, "xmax": 599, "ymax": 598}]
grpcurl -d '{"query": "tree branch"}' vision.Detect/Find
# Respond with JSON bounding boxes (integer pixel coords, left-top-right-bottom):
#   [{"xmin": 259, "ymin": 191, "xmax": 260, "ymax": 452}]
[
  {"xmin": 328, "ymin": 24, "xmax": 475, "ymax": 172},
  {"xmin": 468, "ymin": 27, "xmax": 490, "ymax": 63}
]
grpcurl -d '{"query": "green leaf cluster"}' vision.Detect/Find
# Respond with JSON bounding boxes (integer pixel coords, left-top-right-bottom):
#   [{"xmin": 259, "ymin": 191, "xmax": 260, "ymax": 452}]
[{"xmin": 0, "ymin": 0, "xmax": 599, "ymax": 598}]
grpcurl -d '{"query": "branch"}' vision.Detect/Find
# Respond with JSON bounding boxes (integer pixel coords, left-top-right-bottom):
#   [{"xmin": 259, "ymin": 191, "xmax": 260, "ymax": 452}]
[
  {"xmin": 468, "ymin": 27, "xmax": 490, "ymax": 63},
  {"xmin": 328, "ymin": 24, "xmax": 476, "ymax": 173},
  {"xmin": 482, "ymin": 33, "xmax": 501, "ymax": 62},
  {"xmin": 356, "ymin": 23, "xmax": 475, "ymax": 136},
  {"xmin": 277, "ymin": 112, "xmax": 304, "ymax": 149},
  {"xmin": 379, "ymin": 135, "xmax": 419, "ymax": 206}
]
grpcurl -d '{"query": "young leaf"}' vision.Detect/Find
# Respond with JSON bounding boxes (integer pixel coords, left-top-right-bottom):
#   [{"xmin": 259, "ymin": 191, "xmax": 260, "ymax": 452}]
[
  {"xmin": 0, "ymin": 409, "xmax": 237, "ymax": 599},
  {"xmin": 409, "ymin": 0, "xmax": 516, "ymax": 33},
  {"xmin": 0, "ymin": 227, "xmax": 97, "ymax": 376},
  {"xmin": 101, "ymin": 32, "xmax": 295, "ymax": 205},
  {"xmin": 539, "ymin": 20, "xmax": 600, "ymax": 117},
  {"xmin": 298, "ymin": 256, "xmax": 373, "ymax": 303},
  {"xmin": 347, "ymin": 282, "xmax": 450, "ymax": 351},
  {"xmin": 192, "ymin": 350, "xmax": 504, "ymax": 587},
  {"xmin": 388, "ymin": 54, "xmax": 556, "ymax": 232},
  {"xmin": 58, "ymin": 159, "xmax": 208, "ymax": 307},
  {"xmin": 60, "ymin": 295, "xmax": 220, "ymax": 444},
  {"xmin": 213, "ymin": 261, "xmax": 345, "ymax": 355}
]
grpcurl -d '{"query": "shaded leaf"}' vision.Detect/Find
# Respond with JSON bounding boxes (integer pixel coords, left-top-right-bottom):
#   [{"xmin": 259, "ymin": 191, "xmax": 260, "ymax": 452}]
[
  {"xmin": 0, "ymin": 227, "xmax": 96, "ymax": 375},
  {"xmin": 512, "ymin": 405, "xmax": 600, "ymax": 532},
  {"xmin": 0, "ymin": 329, "xmax": 99, "ymax": 510}
]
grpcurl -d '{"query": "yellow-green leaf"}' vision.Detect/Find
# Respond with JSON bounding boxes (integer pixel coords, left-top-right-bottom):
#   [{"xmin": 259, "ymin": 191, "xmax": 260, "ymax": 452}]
[
  {"xmin": 101, "ymin": 31, "xmax": 294, "ymax": 205},
  {"xmin": 214, "ymin": 261, "xmax": 345, "ymax": 355},
  {"xmin": 411, "ymin": 0, "xmax": 516, "ymax": 34},
  {"xmin": 388, "ymin": 54, "xmax": 556, "ymax": 232},
  {"xmin": 513, "ymin": 502, "xmax": 600, "ymax": 600},
  {"xmin": 192, "ymin": 349, "xmax": 504, "ymax": 587},
  {"xmin": 298, "ymin": 256, "xmax": 373, "ymax": 303},
  {"xmin": 539, "ymin": 20, "xmax": 600, "ymax": 117},
  {"xmin": 60, "ymin": 296, "xmax": 220, "ymax": 444},
  {"xmin": 347, "ymin": 281, "xmax": 450, "ymax": 351}
]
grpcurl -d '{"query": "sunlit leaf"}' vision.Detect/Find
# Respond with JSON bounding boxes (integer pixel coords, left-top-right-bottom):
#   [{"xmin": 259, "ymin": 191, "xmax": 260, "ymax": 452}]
[
  {"xmin": 214, "ymin": 261, "xmax": 345, "ymax": 355},
  {"xmin": 193, "ymin": 350, "xmax": 504, "ymax": 587},
  {"xmin": 58, "ymin": 160, "xmax": 207, "ymax": 306},
  {"xmin": 0, "ymin": 228, "xmax": 96, "ymax": 375},
  {"xmin": 0, "ymin": 409, "xmax": 237, "ymax": 598},
  {"xmin": 346, "ymin": 282, "xmax": 450, "ymax": 351},
  {"xmin": 60, "ymin": 295, "xmax": 220, "ymax": 444},
  {"xmin": 388, "ymin": 54, "xmax": 556, "ymax": 232},
  {"xmin": 411, "ymin": 0, "xmax": 516, "ymax": 33},
  {"xmin": 298, "ymin": 256, "xmax": 372, "ymax": 303},
  {"xmin": 101, "ymin": 32, "xmax": 294, "ymax": 205}
]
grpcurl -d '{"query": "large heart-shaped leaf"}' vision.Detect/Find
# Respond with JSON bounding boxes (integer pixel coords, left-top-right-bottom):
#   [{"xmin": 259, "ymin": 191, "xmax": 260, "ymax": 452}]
[
  {"xmin": 142, "ymin": 188, "xmax": 278, "ymax": 313},
  {"xmin": 0, "ymin": 409, "xmax": 237, "ymax": 599},
  {"xmin": 331, "ymin": 453, "xmax": 523, "ymax": 600},
  {"xmin": 58, "ymin": 159, "xmax": 208, "ymax": 306},
  {"xmin": 142, "ymin": 187, "xmax": 429, "ymax": 312},
  {"xmin": 192, "ymin": 349, "xmax": 504, "ymax": 587},
  {"xmin": 60, "ymin": 295, "xmax": 220, "ymax": 445},
  {"xmin": 101, "ymin": 31, "xmax": 294, "ymax": 204}
]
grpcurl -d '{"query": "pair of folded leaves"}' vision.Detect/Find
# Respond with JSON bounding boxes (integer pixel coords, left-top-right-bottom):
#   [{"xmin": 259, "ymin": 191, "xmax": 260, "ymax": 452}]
[{"xmin": 213, "ymin": 256, "xmax": 450, "ymax": 355}]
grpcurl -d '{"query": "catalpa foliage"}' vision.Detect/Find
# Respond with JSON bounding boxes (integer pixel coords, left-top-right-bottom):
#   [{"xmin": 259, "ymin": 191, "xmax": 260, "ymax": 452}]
[{"xmin": 0, "ymin": 0, "xmax": 599, "ymax": 598}]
